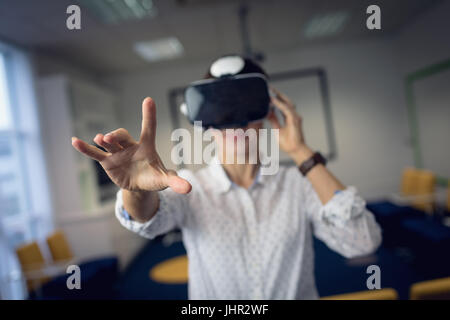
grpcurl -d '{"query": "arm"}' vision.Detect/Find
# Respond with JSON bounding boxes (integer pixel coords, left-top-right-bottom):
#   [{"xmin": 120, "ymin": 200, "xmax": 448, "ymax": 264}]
[
  {"xmin": 290, "ymin": 146, "xmax": 344, "ymax": 204},
  {"xmin": 268, "ymin": 88, "xmax": 344, "ymax": 205},
  {"xmin": 269, "ymin": 89, "xmax": 382, "ymax": 257},
  {"xmin": 116, "ymin": 185, "xmax": 191, "ymax": 239},
  {"xmin": 291, "ymin": 147, "xmax": 382, "ymax": 258},
  {"xmin": 122, "ymin": 190, "xmax": 159, "ymax": 223},
  {"xmin": 302, "ymin": 176, "xmax": 382, "ymax": 258}
]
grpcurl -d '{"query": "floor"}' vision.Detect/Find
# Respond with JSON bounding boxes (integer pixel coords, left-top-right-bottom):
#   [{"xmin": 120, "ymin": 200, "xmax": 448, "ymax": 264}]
[{"xmin": 116, "ymin": 230, "xmax": 450, "ymax": 300}]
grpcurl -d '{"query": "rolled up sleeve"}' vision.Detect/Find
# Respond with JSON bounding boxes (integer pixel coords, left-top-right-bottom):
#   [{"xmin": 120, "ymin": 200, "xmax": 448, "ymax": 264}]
[{"xmin": 305, "ymin": 183, "xmax": 382, "ymax": 259}]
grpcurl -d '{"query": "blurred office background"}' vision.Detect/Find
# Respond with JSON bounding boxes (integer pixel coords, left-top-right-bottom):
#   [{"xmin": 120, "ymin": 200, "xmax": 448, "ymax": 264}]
[{"xmin": 0, "ymin": 0, "xmax": 449, "ymax": 300}]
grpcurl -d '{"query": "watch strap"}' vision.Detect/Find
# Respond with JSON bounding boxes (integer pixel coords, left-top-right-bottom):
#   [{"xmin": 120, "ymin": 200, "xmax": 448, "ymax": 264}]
[{"xmin": 299, "ymin": 152, "xmax": 327, "ymax": 176}]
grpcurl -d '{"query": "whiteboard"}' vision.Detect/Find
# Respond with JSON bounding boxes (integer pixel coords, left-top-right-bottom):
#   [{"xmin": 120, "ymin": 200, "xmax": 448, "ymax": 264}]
[{"xmin": 413, "ymin": 68, "xmax": 450, "ymax": 178}]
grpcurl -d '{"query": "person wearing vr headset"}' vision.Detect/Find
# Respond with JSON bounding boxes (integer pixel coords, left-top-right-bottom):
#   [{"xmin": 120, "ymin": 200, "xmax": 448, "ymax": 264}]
[{"xmin": 72, "ymin": 55, "xmax": 382, "ymax": 299}]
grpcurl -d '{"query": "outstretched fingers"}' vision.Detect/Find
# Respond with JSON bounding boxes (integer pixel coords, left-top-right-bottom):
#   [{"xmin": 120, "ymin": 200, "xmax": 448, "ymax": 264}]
[
  {"xmin": 267, "ymin": 110, "xmax": 281, "ymax": 129},
  {"xmin": 72, "ymin": 137, "xmax": 109, "ymax": 161},
  {"xmin": 103, "ymin": 128, "xmax": 136, "ymax": 149},
  {"xmin": 94, "ymin": 133, "xmax": 122, "ymax": 153},
  {"xmin": 271, "ymin": 96, "xmax": 294, "ymax": 123}
]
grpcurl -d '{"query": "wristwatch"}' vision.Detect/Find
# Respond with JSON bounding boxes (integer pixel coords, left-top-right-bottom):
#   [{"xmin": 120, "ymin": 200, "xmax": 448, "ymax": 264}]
[{"xmin": 298, "ymin": 152, "xmax": 327, "ymax": 176}]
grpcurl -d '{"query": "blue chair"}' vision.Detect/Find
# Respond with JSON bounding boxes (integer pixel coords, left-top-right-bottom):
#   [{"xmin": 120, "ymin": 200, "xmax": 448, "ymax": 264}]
[
  {"xmin": 29, "ymin": 256, "xmax": 119, "ymax": 299},
  {"xmin": 367, "ymin": 201, "xmax": 424, "ymax": 247}
]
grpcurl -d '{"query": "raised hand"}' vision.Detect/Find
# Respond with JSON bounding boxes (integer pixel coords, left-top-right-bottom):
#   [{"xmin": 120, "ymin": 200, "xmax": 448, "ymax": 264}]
[
  {"xmin": 267, "ymin": 88, "xmax": 307, "ymax": 153},
  {"xmin": 71, "ymin": 97, "xmax": 192, "ymax": 194},
  {"xmin": 267, "ymin": 88, "xmax": 314, "ymax": 165}
]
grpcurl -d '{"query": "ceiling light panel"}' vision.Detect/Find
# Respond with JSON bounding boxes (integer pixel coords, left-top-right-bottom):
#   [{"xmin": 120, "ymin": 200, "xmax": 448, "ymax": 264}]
[
  {"xmin": 134, "ymin": 37, "xmax": 185, "ymax": 62},
  {"xmin": 78, "ymin": 0, "xmax": 157, "ymax": 24},
  {"xmin": 304, "ymin": 11, "xmax": 350, "ymax": 39}
]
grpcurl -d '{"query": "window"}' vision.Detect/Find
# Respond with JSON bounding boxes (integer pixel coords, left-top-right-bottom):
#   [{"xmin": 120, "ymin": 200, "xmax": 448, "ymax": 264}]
[
  {"xmin": 0, "ymin": 44, "xmax": 52, "ymax": 299},
  {"xmin": 0, "ymin": 53, "xmax": 30, "ymax": 243}
]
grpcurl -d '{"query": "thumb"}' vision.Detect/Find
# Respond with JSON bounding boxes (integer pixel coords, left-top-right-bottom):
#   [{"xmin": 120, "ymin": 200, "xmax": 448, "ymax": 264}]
[{"xmin": 166, "ymin": 170, "xmax": 192, "ymax": 194}]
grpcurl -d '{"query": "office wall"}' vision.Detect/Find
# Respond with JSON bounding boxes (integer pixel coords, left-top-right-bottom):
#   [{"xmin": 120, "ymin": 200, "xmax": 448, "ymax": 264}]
[
  {"xmin": 395, "ymin": 0, "xmax": 450, "ymax": 75},
  {"xmin": 35, "ymin": 57, "xmax": 148, "ymax": 268},
  {"xmin": 393, "ymin": 0, "xmax": 450, "ymax": 179},
  {"xmin": 35, "ymin": 52, "xmax": 101, "ymax": 82}
]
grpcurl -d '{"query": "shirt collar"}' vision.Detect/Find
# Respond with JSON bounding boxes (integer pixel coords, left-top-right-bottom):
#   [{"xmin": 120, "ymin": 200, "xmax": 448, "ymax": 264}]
[{"xmin": 208, "ymin": 157, "xmax": 266, "ymax": 194}]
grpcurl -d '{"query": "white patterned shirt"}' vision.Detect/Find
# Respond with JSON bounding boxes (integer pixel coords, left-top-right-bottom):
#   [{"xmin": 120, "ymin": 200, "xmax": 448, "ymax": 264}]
[{"xmin": 115, "ymin": 160, "xmax": 382, "ymax": 299}]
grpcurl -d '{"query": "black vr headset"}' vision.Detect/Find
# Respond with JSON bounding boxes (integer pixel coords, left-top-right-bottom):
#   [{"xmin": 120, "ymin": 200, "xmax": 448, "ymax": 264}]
[{"xmin": 182, "ymin": 56, "xmax": 270, "ymax": 129}]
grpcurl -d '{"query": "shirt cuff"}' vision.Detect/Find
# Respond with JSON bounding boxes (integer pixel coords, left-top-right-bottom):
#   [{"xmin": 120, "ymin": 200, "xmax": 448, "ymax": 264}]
[
  {"xmin": 115, "ymin": 189, "xmax": 157, "ymax": 233},
  {"xmin": 320, "ymin": 186, "xmax": 366, "ymax": 227}
]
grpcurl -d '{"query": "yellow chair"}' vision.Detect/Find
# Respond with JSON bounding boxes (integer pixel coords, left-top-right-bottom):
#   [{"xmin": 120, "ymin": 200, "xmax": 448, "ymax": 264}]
[
  {"xmin": 410, "ymin": 277, "xmax": 450, "ymax": 300},
  {"xmin": 412, "ymin": 170, "xmax": 435, "ymax": 212},
  {"xmin": 400, "ymin": 167, "xmax": 435, "ymax": 212},
  {"xmin": 401, "ymin": 167, "xmax": 420, "ymax": 196},
  {"xmin": 16, "ymin": 242, "xmax": 50, "ymax": 291},
  {"xmin": 46, "ymin": 230, "xmax": 74, "ymax": 263},
  {"xmin": 321, "ymin": 288, "xmax": 399, "ymax": 300}
]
